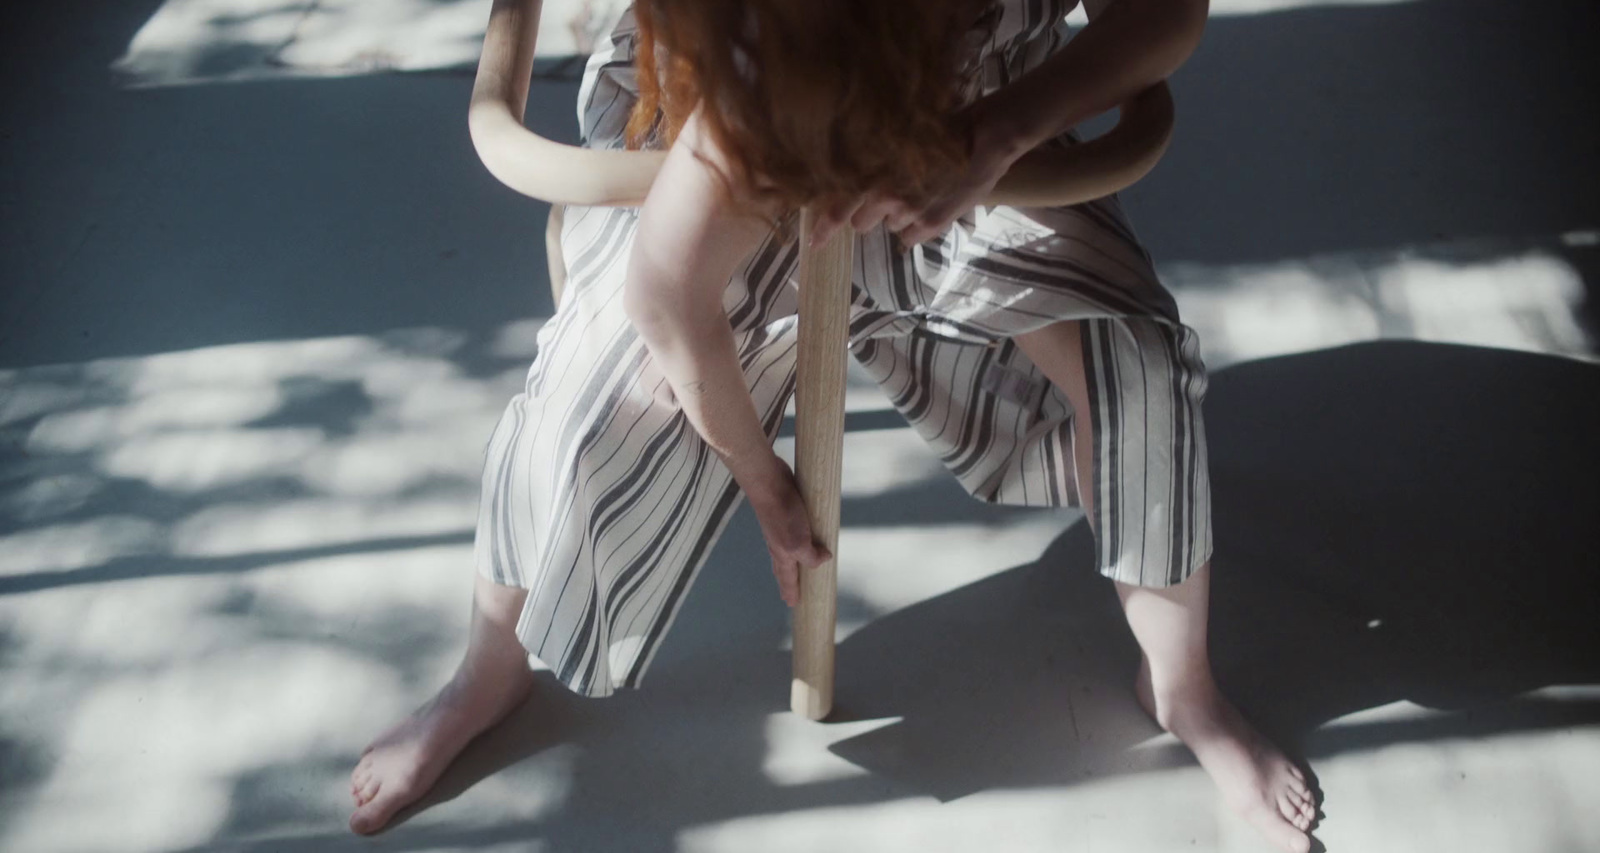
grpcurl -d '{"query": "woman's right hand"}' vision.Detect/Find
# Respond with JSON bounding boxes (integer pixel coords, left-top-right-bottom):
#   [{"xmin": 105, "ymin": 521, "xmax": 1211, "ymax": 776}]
[{"xmin": 744, "ymin": 456, "xmax": 831, "ymax": 607}]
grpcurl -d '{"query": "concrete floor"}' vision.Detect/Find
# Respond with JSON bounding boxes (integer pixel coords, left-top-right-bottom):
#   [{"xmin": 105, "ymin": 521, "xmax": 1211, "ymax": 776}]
[{"xmin": 3, "ymin": 1, "xmax": 1599, "ymax": 852}]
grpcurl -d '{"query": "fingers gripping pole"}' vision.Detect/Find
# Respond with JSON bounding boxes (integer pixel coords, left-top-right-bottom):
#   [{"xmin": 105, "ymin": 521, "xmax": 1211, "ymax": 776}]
[{"xmin": 791, "ymin": 210, "xmax": 853, "ymax": 721}]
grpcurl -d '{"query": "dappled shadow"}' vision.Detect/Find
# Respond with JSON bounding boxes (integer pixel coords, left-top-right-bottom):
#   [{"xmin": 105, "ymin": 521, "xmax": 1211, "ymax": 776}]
[
  {"xmin": 1166, "ymin": 237, "xmax": 1598, "ymax": 368},
  {"xmin": 0, "ymin": 327, "xmax": 538, "ymax": 592},
  {"xmin": 6, "ymin": 0, "xmax": 1597, "ymax": 369},
  {"xmin": 110, "ymin": 0, "xmax": 629, "ymax": 88},
  {"xmin": 0, "ymin": 529, "xmax": 472, "ymax": 595},
  {"xmin": 3, "ymin": 0, "xmax": 1600, "ymax": 850},
  {"xmin": 826, "ymin": 342, "xmax": 1600, "ymax": 805},
  {"xmin": 1202, "ymin": 342, "xmax": 1600, "ymax": 730},
  {"xmin": 1128, "ymin": 0, "xmax": 1600, "ymax": 364},
  {"xmin": 1130, "ymin": 0, "xmax": 1600, "ymax": 266},
  {"xmin": 175, "ymin": 340, "xmax": 1600, "ymax": 851}
]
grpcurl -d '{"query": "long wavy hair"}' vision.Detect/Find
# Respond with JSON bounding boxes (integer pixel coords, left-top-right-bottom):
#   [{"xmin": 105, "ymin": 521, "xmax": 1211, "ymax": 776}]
[{"xmin": 625, "ymin": 0, "xmax": 991, "ymax": 216}]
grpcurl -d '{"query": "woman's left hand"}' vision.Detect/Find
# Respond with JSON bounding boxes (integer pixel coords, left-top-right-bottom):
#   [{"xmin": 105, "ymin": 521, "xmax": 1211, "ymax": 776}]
[
  {"xmin": 808, "ymin": 105, "xmax": 1031, "ymax": 249},
  {"xmin": 744, "ymin": 454, "xmax": 831, "ymax": 607}
]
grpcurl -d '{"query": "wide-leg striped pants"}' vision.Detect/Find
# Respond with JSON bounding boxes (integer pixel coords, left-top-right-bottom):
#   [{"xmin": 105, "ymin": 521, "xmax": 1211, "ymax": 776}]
[{"xmin": 472, "ymin": 204, "xmax": 1211, "ymax": 697}]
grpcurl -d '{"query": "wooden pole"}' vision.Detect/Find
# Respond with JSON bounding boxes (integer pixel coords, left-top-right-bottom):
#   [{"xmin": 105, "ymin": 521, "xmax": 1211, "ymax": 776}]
[
  {"xmin": 546, "ymin": 203, "xmax": 567, "ymax": 305},
  {"xmin": 790, "ymin": 210, "xmax": 853, "ymax": 721}
]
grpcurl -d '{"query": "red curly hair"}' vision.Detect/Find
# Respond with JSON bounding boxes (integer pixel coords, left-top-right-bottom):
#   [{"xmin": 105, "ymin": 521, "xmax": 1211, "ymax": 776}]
[{"xmin": 626, "ymin": 0, "xmax": 991, "ymax": 214}]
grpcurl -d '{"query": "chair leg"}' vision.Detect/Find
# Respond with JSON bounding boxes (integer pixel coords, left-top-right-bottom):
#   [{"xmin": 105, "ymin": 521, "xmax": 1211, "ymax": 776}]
[
  {"xmin": 790, "ymin": 208, "xmax": 852, "ymax": 721},
  {"xmin": 546, "ymin": 202, "xmax": 567, "ymax": 305}
]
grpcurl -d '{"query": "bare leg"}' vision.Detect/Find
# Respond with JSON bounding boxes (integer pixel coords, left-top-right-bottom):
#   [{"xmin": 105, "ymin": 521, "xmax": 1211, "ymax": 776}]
[
  {"xmin": 1015, "ymin": 321, "xmax": 1315, "ymax": 853},
  {"xmin": 1118, "ymin": 568, "xmax": 1316, "ymax": 852},
  {"xmin": 348, "ymin": 573, "xmax": 536, "ymax": 835}
]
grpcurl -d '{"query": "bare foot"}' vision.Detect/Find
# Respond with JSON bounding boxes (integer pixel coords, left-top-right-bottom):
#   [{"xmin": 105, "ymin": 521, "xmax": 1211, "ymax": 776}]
[
  {"xmin": 348, "ymin": 663, "xmax": 534, "ymax": 835},
  {"xmin": 1137, "ymin": 657, "xmax": 1317, "ymax": 853}
]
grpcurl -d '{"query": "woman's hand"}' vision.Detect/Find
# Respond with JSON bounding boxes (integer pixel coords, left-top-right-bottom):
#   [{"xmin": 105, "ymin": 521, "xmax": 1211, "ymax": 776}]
[
  {"xmin": 744, "ymin": 454, "xmax": 831, "ymax": 607},
  {"xmin": 808, "ymin": 103, "xmax": 1032, "ymax": 249}
]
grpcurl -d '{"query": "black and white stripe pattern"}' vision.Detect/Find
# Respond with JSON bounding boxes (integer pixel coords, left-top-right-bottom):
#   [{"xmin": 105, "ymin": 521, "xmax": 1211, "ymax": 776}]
[{"xmin": 473, "ymin": 0, "xmax": 1212, "ymax": 696}]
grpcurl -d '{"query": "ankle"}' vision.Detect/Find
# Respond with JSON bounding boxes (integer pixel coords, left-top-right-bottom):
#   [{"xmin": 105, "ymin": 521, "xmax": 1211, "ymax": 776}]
[
  {"xmin": 1145, "ymin": 672, "xmax": 1223, "ymax": 733},
  {"xmin": 455, "ymin": 659, "xmax": 534, "ymax": 698}
]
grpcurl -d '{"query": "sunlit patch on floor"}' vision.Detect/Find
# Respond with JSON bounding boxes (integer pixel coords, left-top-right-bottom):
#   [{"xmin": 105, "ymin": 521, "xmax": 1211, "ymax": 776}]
[
  {"xmin": 1305, "ymin": 706, "xmax": 1600, "ymax": 853},
  {"xmin": 832, "ymin": 518, "xmax": 1073, "ymax": 627},
  {"xmin": 112, "ymin": 0, "xmax": 631, "ymax": 87},
  {"xmin": 116, "ymin": 0, "xmax": 1428, "ymax": 89},
  {"xmin": 0, "ymin": 323, "xmax": 535, "ymax": 848},
  {"xmin": 1165, "ymin": 240, "xmax": 1595, "ymax": 368},
  {"xmin": 761, "ymin": 714, "xmax": 900, "ymax": 787},
  {"xmin": 678, "ymin": 773, "xmax": 1218, "ymax": 853}
]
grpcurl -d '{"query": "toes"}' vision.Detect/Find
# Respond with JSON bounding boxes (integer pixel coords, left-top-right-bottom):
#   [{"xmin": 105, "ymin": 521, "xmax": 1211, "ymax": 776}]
[
  {"xmin": 352, "ymin": 756, "xmax": 377, "ymax": 787},
  {"xmin": 356, "ymin": 776, "xmax": 381, "ymax": 807},
  {"xmin": 1289, "ymin": 805, "xmax": 1310, "ymax": 830},
  {"xmin": 1276, "ymin": 792, "xmax": 1302, "ymax": 824},
  {"xmin": 1277, "ymin": 773, "xmax": 1317, "ymax": 827},
  {"xmin": 350, "ymin": 786, "xmax": 409, "ymax": 836},
  {"xmin": 349, "ymin": 807, "xmax": 379, "ymax": 836},
  {"xmin": 349, "ymin": 800, "xmax": 387, "ymax": 835},
  {"xmin": 1253, "ymin": 807, "xmax": 1311, "ymax": 853}
]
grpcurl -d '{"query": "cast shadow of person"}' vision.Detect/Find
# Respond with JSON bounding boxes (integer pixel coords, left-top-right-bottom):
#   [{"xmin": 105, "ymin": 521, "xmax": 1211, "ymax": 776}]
[{"xmin": 826, "ymin": 340, "xmax": 1600, "ymax": 800}]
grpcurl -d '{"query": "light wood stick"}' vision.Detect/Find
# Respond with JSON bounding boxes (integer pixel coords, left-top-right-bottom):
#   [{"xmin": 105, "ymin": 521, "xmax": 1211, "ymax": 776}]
[
  {"xmin": 790, "ymin": 209, "xmax": 854, "ymax": 721},
  {"xmin": 546, "ymin": 203, "xmax": 566, "ymax": 305}
]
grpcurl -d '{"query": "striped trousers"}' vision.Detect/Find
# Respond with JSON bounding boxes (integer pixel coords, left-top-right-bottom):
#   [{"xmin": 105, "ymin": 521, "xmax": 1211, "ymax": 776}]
[
  {"xmin": 472, "ymin": 200, "xmax": 1211, "ymax": 697},
  {"xmin": 470, "ymin": 6, "xmax": 1212, "ymax": 698}
]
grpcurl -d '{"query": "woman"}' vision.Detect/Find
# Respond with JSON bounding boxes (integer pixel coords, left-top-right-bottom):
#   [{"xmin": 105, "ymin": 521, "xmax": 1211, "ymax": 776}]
[{"xmin": 350, "ymin": 1, "xmax": 1319, "ymax": 850}]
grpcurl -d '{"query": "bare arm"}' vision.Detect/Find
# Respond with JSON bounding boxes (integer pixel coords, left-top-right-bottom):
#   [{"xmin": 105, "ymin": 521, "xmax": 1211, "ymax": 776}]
[
  {"xmin": 622, "ymin": 109, "xmax": 827, "ymax": 604},
  {"xmin": 623, "ymin": 109, "xmax": 780, "ymax": 497},
  {"xmin": 981, "ymin": 0, "xmax": 1208, "ymax": 157},
  {"xmin": 819, "ymin": 0, "xmax": 1202, "ymax": 247}
]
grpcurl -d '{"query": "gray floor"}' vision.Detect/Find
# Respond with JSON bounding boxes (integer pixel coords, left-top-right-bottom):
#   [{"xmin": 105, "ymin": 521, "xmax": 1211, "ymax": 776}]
[{"xmin": 3, "ymin": 1, "xmax": 1599, "ymax": 851}]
